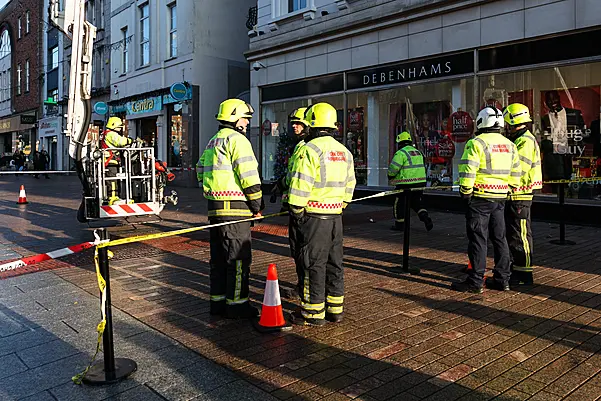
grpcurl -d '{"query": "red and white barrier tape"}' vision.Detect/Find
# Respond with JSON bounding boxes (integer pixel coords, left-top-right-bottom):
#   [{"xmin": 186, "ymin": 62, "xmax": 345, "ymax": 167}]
[{"xmin": 0, "ymin": 241, "xmax": 96, "ymax": 273}]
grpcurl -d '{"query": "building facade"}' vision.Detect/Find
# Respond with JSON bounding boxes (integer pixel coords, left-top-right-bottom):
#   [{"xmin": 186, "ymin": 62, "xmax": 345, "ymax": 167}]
[
  {"xmin": 0, "ymin": 0, "xmax": 42, "ymax": 167},
  {"xmin": 247, "ymin": 0, "xmax": 601, "ymax": 203},
  {"xmin": 108, "ymin": 0, "xmax": 254, "ymax": 185}
]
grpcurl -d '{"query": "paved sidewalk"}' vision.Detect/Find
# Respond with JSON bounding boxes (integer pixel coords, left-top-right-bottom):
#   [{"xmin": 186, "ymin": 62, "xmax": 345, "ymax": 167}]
[
  {"xmin": 3, "ymin": 176, "xmax": 601, "ymax": 400},
  {"xmin": 0, "ymin": 271, "xmax": 275, "ymax": 401}
]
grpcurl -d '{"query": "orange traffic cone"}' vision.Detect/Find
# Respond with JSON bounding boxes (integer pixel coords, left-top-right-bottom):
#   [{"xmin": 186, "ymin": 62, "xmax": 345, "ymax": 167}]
[
  {"xmin": 253, "ymin": 263, "xmax": 292, "ymax": 333},
  {"xmin": 16, "ymin": 185, "xmax": 28, "ymax": 205}
]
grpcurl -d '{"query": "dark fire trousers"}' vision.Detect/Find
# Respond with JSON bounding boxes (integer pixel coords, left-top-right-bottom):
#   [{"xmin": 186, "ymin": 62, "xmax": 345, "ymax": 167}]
[
  {"xmin": 465, "ymin": 197, "xmax": 511, "ymax": 288},
  {"xmin": 209, "ymin": 221, "xmax": 252, "ymax": 310},
  {"xmin": 505, "ymin": 199, "xmax": 534, "ymax": 282},
  {"xmin": 291, "ymin": 214, "xmax": 344, "ymax": 320},
  {"xmin": 393, "ymin": 186, "xmax": 428, "ymax": 223}
]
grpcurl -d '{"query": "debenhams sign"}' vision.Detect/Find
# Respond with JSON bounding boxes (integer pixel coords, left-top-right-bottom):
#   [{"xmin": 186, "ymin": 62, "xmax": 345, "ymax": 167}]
[{"xmin": 347, "ymin": 51, "xmax": 474, "ymax": 90}]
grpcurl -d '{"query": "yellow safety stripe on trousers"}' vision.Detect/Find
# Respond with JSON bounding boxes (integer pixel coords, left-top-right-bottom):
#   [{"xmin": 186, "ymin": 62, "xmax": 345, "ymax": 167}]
[
  {"xmin": 301, "ymin": 301, "xmax": 325, "ymax": 312},
  {"xmin": 211, "ymin": 295, "xmax": 226, "ymax": 301},
  {"xmin": 327, "ymin": 305, "xmax": 344, "ymax": 314},
  {"xmin": 520, "ymin": 219, "xmax": 531, "ymax": 269},
  {"xmin": 232, "ymin": 260, "xmax": 242, "ymax": 303},
  {"xmin": 302, "ymin": 310, "xmax": 326, "ymax": 319},
  {"xmin": 72, "ymin": 246, "xmax": 114, "ymax": 384},
  {"xmin": 326, "ymin": 295, "xmax": 344, "ymax": 304}
]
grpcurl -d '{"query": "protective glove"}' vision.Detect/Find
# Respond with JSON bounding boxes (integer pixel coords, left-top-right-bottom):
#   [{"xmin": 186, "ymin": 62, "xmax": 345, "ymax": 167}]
[{"xmin": 459, "ymin": 186, "xmax": 473, "ymax": 201}]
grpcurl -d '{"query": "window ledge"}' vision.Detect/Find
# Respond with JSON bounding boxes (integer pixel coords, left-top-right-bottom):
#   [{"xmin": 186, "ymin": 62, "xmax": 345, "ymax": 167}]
[
  {"xmin": 165, "ymin": 56, "xmax": 177, "ymax": 63},
  {"xmin": 269, "ymin": 6, "xmax": 317, "ymax": 30}
]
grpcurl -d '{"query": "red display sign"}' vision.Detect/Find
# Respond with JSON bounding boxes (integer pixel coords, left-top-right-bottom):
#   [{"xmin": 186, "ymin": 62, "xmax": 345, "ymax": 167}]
[{"xmin": 450, "ymin": 111, "xmax": 473, "ymax": 143}]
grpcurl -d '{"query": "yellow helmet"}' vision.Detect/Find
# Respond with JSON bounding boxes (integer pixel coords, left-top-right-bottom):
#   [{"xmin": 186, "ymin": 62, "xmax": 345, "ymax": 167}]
[
  {"xmin": 396, "ymin": 131, "xmax": 412, "ymax": 143},
  {"xmin": 289, "ymin": 107, "xmax": 308, "ymax": 126},
  {"xmin": 106, "ymin": 116, "xmax": 123, "ymax": 131},
  {"xmin": 304, "ymin": 102, "xmax": 337, "ymax": 129},
  {"xmin": 215, "ymin": 99, "xmax": 254, "ymax": 123},
  {"xmin": 503, "ymin": 103, "xmax": 532, "ymax": 125}
]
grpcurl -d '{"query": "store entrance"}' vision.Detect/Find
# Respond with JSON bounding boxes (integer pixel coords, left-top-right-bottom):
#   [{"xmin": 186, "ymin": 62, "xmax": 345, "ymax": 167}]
[{"xmin": 139, "ymin": 117, "xmax": 158, "ymax": 155}]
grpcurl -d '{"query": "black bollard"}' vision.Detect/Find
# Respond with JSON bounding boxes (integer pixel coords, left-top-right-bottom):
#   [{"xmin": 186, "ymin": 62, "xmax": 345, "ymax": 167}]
[
  {"xmin": 550, "ymin": 184, "xmax": 576, "ymax": 246},
  {"xmin": 83, "ymin": 228, "xmax": 137, "ymax": 385},
  {"xmin": 402, "ymin": 189, "xmax": 420, "ymax": 274}
]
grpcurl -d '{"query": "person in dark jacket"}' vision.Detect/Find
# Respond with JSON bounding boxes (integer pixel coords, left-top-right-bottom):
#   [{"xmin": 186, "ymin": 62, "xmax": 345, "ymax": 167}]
[{"xmin": 33, "ymin": 150, "xmax": 50, "ymax": 179}]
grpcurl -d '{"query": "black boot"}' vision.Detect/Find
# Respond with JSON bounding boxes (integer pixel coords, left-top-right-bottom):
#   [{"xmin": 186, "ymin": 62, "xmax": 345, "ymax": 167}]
[
  {"xmin": 509, "ymin": 271, "xmax": 533, "ymax": 286},
  {"xmin": 451, "ymin": 280, "xmax": 483, "ymax": 294},
  {"xmin": 485, "ymin": 277, "xmax": 510, "ymax": 291},
  {"xmin": 210, "ymin": 300, "xmax": 226, "ymax": 316},
  {"xmin": 289, "ymin": 310, "xmax": 326, "ymax": 326},
  {"xmin": 326, "ymin": 312, "xmax": 344, "ymax": 323},
  {"xmin": 418, "ymin": 212, "xmax": 433, "ymax": 231}
]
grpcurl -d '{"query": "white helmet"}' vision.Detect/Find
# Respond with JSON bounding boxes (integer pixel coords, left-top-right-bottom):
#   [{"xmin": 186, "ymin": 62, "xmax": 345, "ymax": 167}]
[{"xmin": 476, "ymin": 107, "xmax": 504, "ymax": 131}]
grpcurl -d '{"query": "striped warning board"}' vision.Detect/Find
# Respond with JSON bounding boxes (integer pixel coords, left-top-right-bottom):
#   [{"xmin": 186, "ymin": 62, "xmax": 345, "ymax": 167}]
[{"xmin": 99, "ymin": 202, "xmax": 160, "ymax": 218}]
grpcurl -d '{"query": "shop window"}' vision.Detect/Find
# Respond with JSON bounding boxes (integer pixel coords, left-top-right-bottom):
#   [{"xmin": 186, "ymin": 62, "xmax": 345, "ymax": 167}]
[
  {"xmin": 479, "ymin": 62, "xmax": 601, "ymax": 201},
  {"xmin": 260, "ymin": 94, "xmax": 344, "ymax": 182},
  {"xmin": 168, "ymin": 104, "xmax": 184, "ymax": 167},
  {"xmin": 346, "ymin": 79, "xmax": 475, "ymax": 187}
]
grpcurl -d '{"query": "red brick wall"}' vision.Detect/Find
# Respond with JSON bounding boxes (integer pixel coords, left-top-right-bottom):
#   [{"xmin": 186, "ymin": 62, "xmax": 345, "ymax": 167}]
[{"xmin": 0, "ymin": 0, "xmax": 42, "ymax": 114}]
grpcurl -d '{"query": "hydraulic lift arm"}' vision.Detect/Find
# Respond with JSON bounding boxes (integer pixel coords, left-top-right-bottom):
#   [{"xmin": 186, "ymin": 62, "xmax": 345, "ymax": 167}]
[{"xmin": 49, "ymin": 0, "xmax": 96, "ymax": 195}]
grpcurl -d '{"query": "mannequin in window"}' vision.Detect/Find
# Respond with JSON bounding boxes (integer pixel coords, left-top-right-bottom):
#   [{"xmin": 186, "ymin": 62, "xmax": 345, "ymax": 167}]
[{"xmin": 540, "ymin": 90, "xmax": 584, "ymax": 183}]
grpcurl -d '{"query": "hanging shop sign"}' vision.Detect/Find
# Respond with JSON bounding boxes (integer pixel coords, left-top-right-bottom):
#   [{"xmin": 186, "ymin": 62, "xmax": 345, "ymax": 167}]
[
  {"xmin": 93, "ymin": 102, "xmax": 109, "ymax": 115},
  {"xmin": 169, "ymin": 82, "xmax": 188, "ymax": 101},
  {"xmin": 347, "ymin": 51, "xmax": 474, "ymax": 90},
  {"xmin": 38, "ymin": 117, "xmax": 61, "ymax": 137}
]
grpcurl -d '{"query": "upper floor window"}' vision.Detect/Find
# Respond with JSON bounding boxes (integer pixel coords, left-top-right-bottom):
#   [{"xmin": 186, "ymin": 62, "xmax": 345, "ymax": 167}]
[
  {"xmin": 288, "ymin": 0, "xmax": 307, "ymax": 12},
  {"xmin": 168, "ymin": 3, "xmax": 177, "ymax": 58},
  {"xmin": 25, "ymin": 11, "xmax": 30, "ymax": 34},
  {"xmin": 17, "ymin": 64, "xmax": 21, "ymax": 95},
  {"xmin": 17, "ymin": 17, "xmax": 22, "ymax": 39},
  {"xmin": 49, "ymin": 46, "xmax": 59, "ymax": 71},
  {"xmin": 272, "ymin": 0, "xmax": 311, "ymax": 19},
  {"xmin": 25, "ymin": 60, "xmax": 29, "ymax": 92},
  {"xmin": 122, "ymin": 27, "xmax": 129, "ymax": 73},
  {"xmin": 139, "ymin": 3, "xmax": 150, "ymax": 66}
]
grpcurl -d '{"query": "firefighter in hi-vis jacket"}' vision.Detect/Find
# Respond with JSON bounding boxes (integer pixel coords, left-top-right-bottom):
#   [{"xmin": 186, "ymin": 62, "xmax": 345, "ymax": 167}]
[
  {"xmin": 287, "ymin": 102, "xmax": 356, "ymax": 326},
  {"xmin": 453, "ymin": 107, "xmax": 521, "ymax": 293},
  {"xmin": 197, "ymin": 98, "xmax": 264, "ymax": 319},
  {"xmin": 387, "ymin": 131, "xmax": 433, "ymax": 232},
  {"xmin": 503, "ymin": 103, "xmax": 543, "ymax": 286},
  {"xmin": 100, "ymin": 116, "xmax": 133, "ymax": 204}
]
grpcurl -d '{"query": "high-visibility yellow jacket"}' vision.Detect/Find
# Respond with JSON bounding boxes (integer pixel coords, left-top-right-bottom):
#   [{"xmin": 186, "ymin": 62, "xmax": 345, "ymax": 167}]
[
  {"xmin": 288, "ymin": 135, "xmax": 356, "ymax": 215},
  {"xmin": 101, "ymin": 130, "xmax": 132, "ymax": 166},
  {"xmin": 282, "ymin": 139, "xmax": 306, "ymax": 203},
  {"xmin": 510, "ymin": 130, "xmax": 543, "ymax": 201},
  {"xmin": 459, "ymin": 132, "xmax": 521, "ymax": 200},
  {"xmin": 197, "ymin": 127, "xmax": 262, "ymax": 219},
  {"xmin": 388, "ymin": 145, "xmax": 427, "ymax": 186}
]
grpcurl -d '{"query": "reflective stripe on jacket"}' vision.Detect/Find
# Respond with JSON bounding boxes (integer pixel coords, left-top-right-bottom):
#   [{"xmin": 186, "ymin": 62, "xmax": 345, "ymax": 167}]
[
  {"xmin": 388, "ymin": 145, "xmax": 427, "ymax": 186},
  {"xmin": 287, "ymin": 136, "xmax": 356, "ymax": 215},
  {"xmin": 198, "ymin": 127, "xmax": 262, "ymax": 218},
  {"xmin": 511, "ymin": 131, "xmax": 543, "ymax": 201},
  {"xmin": 282, "ymin": 139, "xmax": 306, "ymax": 203},
  {"xmin": 459, "ymin": 133, "xmax": 521, "ymax": 200}
]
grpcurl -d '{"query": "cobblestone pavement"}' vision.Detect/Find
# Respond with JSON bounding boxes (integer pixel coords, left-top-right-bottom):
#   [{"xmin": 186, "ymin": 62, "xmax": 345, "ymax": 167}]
[{"xmin": 2, "ymin": 176, "xmax": 601, "ymax": 401}]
